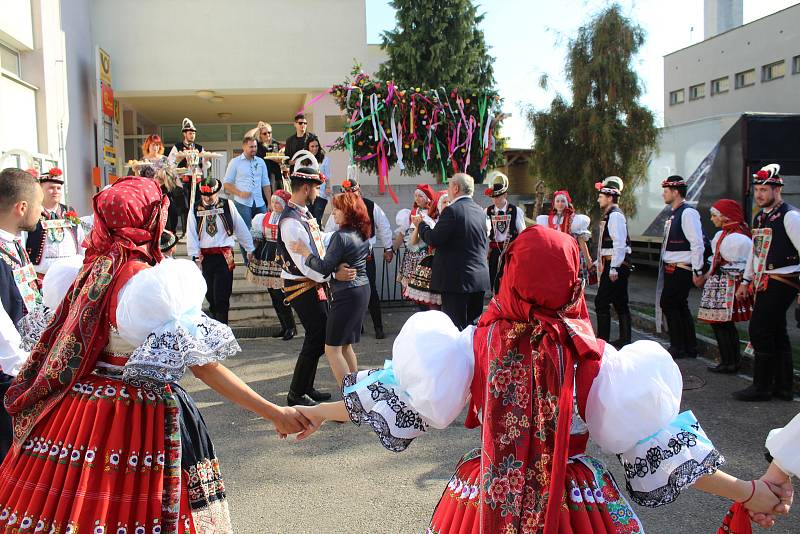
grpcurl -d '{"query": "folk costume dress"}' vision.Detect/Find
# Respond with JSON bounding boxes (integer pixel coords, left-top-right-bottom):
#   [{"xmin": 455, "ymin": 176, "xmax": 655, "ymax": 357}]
[
  {"xmin": 246, "ymin": 211, "xmax": 284, "ymax": 289},
  {"xmin": 341, "ymin": 227, "xmax": 724, "ymax": 534},
  {"xmin": 536, "ymin": 191, "xmax": 591, "ymax": 282},
  {"xmin": 25, "ymin": 203, "xmax": 86, "ymax": 278},
  {"xmin": 404, "ymin": 193, "xmax": 448, "ymax": 307},
  {"xmin": 0, "ymin": 177, "xmax": 236, "ymax": 533},
  {"xmin": 397, "ymin": 185, "xmax": 436, "ymax": 291}
]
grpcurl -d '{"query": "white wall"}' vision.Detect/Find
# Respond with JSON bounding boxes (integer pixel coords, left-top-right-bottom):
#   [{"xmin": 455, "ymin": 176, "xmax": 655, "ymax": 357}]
[
  {"xmin": 0, "ymin": 0, "xmax": 34, "ymax": 49},
  {"xmin": 665, "ymin": 4, "xmax": 800, "ymax": 126}
]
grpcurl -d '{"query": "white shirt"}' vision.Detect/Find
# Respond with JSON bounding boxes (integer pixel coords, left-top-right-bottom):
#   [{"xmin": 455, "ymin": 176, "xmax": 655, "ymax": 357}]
[
  {"xmin": 709, "ymin": 231, "xmax": 751, "ymax": 272},
  {"xmin": 744, "ymin": 208, "xmax": 800, "ymax": 281},
  {"xmin": 599, "ymin": 210, "xmax": 631, "ymax": 269},
  {"xmin": 186, "ymin": 200, "xmax": 254, "ymax": 258},
  {"xmin": 0, "ymin": 228, "xmax": 24, "ymax": 262},
  {"xmin": 23, "ymin": 206, "xmax": 86, "ymax": 275},
  {"xmin": 0, "ymin": 305, "xmax": 28, "ymax": 376},
  {"xmin": 488, "ymin": 200, "xmax": 526, "ymax": 243},
  {"xmin": 765, "ymin": 411, "xmax": 800, "ymax": 478},
  {"xmin": 661, "ymin": 203, "xmax": 704, "ymax": 271},
  {"xmin": 278, "ymin": 204, "xmax": 330, "ymax": 283},
  {"xmin": 324, "ymin": 201, "xmax": 393, "ymax": 249},
  {"xmin": 167, "ymin": 144, "xmax": 211, "ymax": 170}
]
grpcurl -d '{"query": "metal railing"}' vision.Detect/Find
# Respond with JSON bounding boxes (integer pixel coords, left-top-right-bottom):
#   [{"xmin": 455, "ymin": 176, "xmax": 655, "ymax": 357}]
[{"xmin": 374, "ymin": 245, "xmax": 414, "ymax": 305}]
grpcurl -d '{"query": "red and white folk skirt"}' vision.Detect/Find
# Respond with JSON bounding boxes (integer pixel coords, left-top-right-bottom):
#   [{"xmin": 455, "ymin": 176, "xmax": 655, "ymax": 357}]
[{"xmin": 426, "ymin": 449, "xmax": 643, "ymax": 534}]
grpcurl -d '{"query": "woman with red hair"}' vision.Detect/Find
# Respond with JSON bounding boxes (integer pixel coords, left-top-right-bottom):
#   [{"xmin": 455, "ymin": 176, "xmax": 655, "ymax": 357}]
[
  {"xmin": 289, "ymin": 192, "xmax": 372, "ymax": 385},
  {"xmin": 138, "ymin": 134, "xmax": 183, "ymax": 234},
  {"xmin": 697, "ymin": 199, "xmax": 753, "ymax": 373}
]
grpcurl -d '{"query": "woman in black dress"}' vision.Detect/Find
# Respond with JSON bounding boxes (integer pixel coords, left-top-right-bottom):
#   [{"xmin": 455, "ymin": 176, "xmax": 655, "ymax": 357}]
[{"xmin": 289, "ymin": 191, "xmax": 371, "ymax": 386}]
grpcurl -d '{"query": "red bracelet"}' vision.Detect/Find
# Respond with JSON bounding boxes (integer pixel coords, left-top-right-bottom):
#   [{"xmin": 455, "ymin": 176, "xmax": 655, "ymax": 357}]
[{"xmin": 740, "ymin": 480, "xmax": 757, "ymax": 504}]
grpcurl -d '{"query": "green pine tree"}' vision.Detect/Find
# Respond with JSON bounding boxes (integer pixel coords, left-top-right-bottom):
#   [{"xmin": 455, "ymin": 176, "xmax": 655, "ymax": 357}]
[
  {"xmin": 528, "ymin": 4, "xmax": 657, "ymax": 215},
  {"xmin": 377, "ymin": 0, "xmax": 495, "ymax": 90}
]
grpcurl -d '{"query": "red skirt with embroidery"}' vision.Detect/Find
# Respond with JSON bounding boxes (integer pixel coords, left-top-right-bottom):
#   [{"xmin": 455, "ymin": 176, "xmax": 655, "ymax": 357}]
[
  {"xmin": 426, "ymin": 450, "xmax": 643, "ymax": 534},
  {"xmin": 0, "ymin": 373, "xmax": 197, "ymax": 533}
]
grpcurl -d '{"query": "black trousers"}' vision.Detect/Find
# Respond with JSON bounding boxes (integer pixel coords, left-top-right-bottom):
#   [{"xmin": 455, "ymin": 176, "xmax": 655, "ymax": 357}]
[
  {"xmin": 749, "ymin": 278, "xmax": 797, "ymax": 394},
  {"xmin": 488, "ymin": 247, "xmax": 501, "ymax": 293},
  {"xmin": 202, "ymin": 254, "xmax": 233, "ymax": 325},
  {"xmin": 442, "ymin": 291, "xmax": 485, "ymax": 331},
  {"xmin": 365, "ymin": 255, "xmax": 383, "ymax": 330},
  {"xmin": 594, "ymin": 265, "xmax": 630, "ymax": 324},
  {"xmin": 711, "ymin": 321, "xmax": 740, "ymax": 366},
  {"xmin": 287, "ymin": 287, "xmax": 328, "ymax": 396},
  {"xmin": 268, "ymin": 287, "xmax": 295, "ymax": 330},
  {"xmin": 660, "ymin": 268, "xmax": 697, "ymax": 356},
  {"xmin": 0, "ymin": 373, "xmax": 13, "ymax": 462}
]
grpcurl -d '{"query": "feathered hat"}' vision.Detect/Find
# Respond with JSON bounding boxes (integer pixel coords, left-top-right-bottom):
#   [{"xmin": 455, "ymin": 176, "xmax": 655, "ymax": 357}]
[
  {"xmin": 199, "ymin": 179, "xmax": 222, "ymax": 196},
  {"xmin": 39, "ymin": 167, "xmax": 64, "ymax": 185},
  {"xmin": 594, "ymin": 176, "xmax": 624, "ymax": 196},
  {"xmin": 661, "ymin": 175, "xmax": 687, "ymax": 188},
  {"xmin": 181, "ymin": 117, "xmax": 197, "ymax": 132},
  {"xmin": 483, "ymin": 170, "xmax": 509, "ymax": 198},
  {"xmin": 752, "ymin": 163, "xmax": 782, "ymax": 186}
]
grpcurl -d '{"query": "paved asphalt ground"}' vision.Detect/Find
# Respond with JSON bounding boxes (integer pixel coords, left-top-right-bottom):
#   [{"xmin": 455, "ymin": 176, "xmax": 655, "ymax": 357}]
[{"xmin": 180, "ymin": 307, "xmax": 799, "ymax": 534}]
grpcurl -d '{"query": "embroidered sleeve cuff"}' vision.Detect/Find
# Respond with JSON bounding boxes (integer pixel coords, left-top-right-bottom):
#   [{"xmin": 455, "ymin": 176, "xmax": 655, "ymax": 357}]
[
  {"xmin": 341, "ymin": 370, "xmax": 428, "ymax": 453},
  {"xmin": 618, "ymin": 411, "xmax": 724, "ymax": 508},
  {"xmin": 17, "ymin": 305, "xmax": 54, "ymax": 352}
]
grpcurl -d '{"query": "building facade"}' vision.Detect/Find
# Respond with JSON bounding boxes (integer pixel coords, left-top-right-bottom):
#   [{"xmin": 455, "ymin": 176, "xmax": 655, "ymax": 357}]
[{"xmin": 664, "ymin": 3, "xmax": 800, "ymax": 127}]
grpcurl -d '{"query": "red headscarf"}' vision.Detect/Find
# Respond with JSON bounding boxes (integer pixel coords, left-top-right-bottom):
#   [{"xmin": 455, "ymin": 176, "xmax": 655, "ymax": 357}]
[
  {"xmin": 709, "ymin": 199, "xmax": 751, "ymax": 275},
  {"xmin": 467, "ymin": 226, "xmax": 601, "ymax": 534},
  {"xmin": 6, "ymin": 177, "xmax": 167, "ymax": 444},
  {"xmin": 547, "ymin": 190, "xmax": 575, "ymax": 234},
  {"xmin": 410, "ymin": 184, "xmax": 436, "ymax": 221}
]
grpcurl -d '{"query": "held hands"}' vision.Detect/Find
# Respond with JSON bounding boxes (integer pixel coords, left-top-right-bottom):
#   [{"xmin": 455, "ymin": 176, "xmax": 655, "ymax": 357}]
[
  {"xmin": 293, "ymin": 405, "xmax": 326, "ymax": 440},
  {"xmin": 334, "ymin": 263, "xmax": 357, "ymax": 281},
  {"xmin": 748, "ymin": 462, "xmax": 794, "ymax": 528},
  {"xmin": 270, "ymin": 406, "xmax": 313, "ymax": 439},
  {"xmin": 383, "ymin": 249, "xmax": 394, "ymax": 263},
  {"xmin": 410, "ymin": 214, "xmax": 424, "ymax": 227}
]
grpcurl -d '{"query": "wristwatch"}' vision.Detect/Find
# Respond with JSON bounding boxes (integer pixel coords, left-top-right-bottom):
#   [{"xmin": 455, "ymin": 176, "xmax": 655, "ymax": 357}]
[
  {"xmin": 693, "ymin": 269, "xmax": 703, "ymax": 277},
  {"xmin": 610, "ymin": 268, "xmax": 618, "ymax": 276}
]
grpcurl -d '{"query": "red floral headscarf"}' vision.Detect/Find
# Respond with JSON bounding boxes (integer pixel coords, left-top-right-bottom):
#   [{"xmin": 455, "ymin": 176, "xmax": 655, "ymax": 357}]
[
  {"xmin": 709, "ymin": 199, "xmax": 750, "ymax": 275},
  {"xmin": 468, "ymin": 226, "xmax": 601, "ymax": 534},
  {"xmin": 546, "ymin": 190, "xmax": 575, "ymax": 234},
  {"xmin": 6, "ymin": 177, "xmax": 167, "ymax": 444}
]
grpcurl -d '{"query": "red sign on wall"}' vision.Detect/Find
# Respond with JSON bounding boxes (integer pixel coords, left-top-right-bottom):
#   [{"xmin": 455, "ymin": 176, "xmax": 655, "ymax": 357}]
[{"xmin": 101, "ymin": 82, "xmax": 114, "ymax": 117}]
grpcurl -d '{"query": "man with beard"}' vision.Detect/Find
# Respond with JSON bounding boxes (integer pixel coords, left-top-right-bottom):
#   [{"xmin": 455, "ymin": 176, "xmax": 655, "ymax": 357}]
[{"xmin": 0, "ymin": 167, "xmax": 43, "ymax": 459}]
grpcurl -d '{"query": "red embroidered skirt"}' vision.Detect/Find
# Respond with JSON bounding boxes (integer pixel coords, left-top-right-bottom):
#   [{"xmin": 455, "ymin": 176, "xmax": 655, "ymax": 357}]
[
  {"xmin": 427, "ymin": 450, "xmax": 643, "ymax": 534},
  {"xmin": 0, "ymin": 373, "xmax": 196, "ymax": 533}
]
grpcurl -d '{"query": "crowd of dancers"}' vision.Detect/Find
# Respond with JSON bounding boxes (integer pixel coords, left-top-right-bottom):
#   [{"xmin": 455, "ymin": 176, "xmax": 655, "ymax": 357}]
[{"xmin": 0, "ymin": 128, "xmax": 797, "ymax": 533}]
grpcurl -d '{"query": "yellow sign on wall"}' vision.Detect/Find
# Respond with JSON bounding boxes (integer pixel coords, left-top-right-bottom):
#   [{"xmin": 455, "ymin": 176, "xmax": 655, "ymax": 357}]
[{"xmin": 98, "ymin": 48, "xmax": 112, "ymax": 85}]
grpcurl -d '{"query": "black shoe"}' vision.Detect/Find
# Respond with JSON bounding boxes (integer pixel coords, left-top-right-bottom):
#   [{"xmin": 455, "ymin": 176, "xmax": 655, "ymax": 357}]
[
  {"xmin": 669, "ymin": 348, "xmax": 687, "ymax": 360},
  {"xmin": 308, "ymin": 389, "xmax": 332, "ymax": 402},
  {"xmin": 282, "ymin": 328, "xmax": 296, "ymax": 341},
  {"xmin": 707, "ymin": 363, "xmax": 737, "ymax": 374},
  {"xmin": 287, "ymin": 392, "xmax": 317, "ymax": 406},
  {"xmin": 375, "ymin": 327, "xmax": 385, "ymax": 340},
  {"xmin": 732, "ymin": 386, "xmax": 772, "ymax": 402},
  {"xmin": 272, "ymin": 329, "xmax": 286, "ymax": 339}
]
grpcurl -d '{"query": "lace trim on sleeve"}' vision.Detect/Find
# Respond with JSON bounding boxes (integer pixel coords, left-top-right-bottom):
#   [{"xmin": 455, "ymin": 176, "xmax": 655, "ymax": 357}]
[
  {"xmin": 17, "ymin": 305, "xmax": 54, "ymax": 352},
  {"xmin": 123, "ymin": 315, "xmax": 241, "ymax": 387},
  {"xmin": 342, "ymin": 371, "xmax": 428, "ymax": 453}
]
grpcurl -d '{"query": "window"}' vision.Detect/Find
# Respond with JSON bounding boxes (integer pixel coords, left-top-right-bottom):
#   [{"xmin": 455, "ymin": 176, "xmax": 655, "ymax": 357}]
[
  {"xmin": 762, "ymin": 60, "xmax": 785, "ymax": 82},
  {"xmin": 735, "ymin": 69, "xmax": 756, "ymax": 89},
  {"xmin": 793, "ymin": 55, "xmax": 800, "ymax": 75},
  {"xmin": 0, "ymin": 42, "xmax": 20, "ymax": 77},
  {"xmin": 669, "ymin": 89, "xmax": 685, "ymax": 105},
  {"xmin": 710, "ymin": 76, "xmax": 729, "ymax": 95},
  {"xmin": 689, "ymin": 83, "xmax": 705, "ymax": 100}
]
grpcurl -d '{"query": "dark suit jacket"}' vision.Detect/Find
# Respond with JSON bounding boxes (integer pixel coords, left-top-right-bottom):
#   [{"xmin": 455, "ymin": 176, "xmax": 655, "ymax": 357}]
[{"xmin": 417, "ymin": 196, "xmax": 490, "ymax": 293}]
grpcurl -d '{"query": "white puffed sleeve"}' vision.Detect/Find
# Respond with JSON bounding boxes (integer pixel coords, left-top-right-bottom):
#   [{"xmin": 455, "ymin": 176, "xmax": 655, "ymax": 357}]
[
  {"xmin": 571, "ymin": 214, "xmax": 591, "ymax": 241},
  {"xmin": 535, "ymin": 214, "xmax": 548, "ymax": 227},
  {"xmin": 18, "ymin": 255, "xmax": 84, "ymax": 350},
  {"xmin": 765, "ymin": 412, "xmax": 800, "ymax": 478},
  {"xmin": 586, "ymin": 341, "xmax": 724, "ymax": 507},
  {"xmin": 395, "ymin": 208, "xmax": 411, "ymax": 235},
  {"xmin": 342, "ymin": 311, "xmax": 474, "ymax": 452},
  {"xmin": 718, "ymin": 232, "xmax": 752, "ymax": 270},
  {"xmin": 115, "ymin": 259, "xmax": 240, "ymax": 386}
]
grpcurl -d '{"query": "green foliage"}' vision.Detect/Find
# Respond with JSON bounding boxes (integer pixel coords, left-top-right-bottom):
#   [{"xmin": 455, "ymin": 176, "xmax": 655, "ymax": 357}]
[
  {"xmin": 528, "ymin": 4, "xmax": 657, "ymax": 215},
  {"xmin": 377, "ymin": 0, "xmax": 494, "ymax": 90}
]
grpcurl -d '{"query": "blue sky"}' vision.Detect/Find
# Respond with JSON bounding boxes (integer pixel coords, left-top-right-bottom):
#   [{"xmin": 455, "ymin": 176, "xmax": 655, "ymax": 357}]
[{"xmin": 366, "ymin": 0, "xmax": 798, "ymax": 148}]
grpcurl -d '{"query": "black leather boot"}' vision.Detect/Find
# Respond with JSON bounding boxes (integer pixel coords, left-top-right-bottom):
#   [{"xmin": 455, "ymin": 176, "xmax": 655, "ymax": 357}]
[
  {"xmin": 708, "ymin": 324, "xmax": 733, "ymax": 373},
  {"xmin": 733, "ymin": 352, "xmax": 772, "ymax": 401},
  {"xmin": 611, "ymin": 313, "xmax": 632, "ymax": 349},
  {"xmin": 773, "ymin": 351, "xmax": 796, "ymax": 401}
]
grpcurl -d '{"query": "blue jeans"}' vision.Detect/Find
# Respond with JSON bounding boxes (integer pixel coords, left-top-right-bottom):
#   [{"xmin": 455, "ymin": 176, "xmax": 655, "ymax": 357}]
[{"xmin": 233, "ymin": 200, "xmax": 266, "ymax": 265}]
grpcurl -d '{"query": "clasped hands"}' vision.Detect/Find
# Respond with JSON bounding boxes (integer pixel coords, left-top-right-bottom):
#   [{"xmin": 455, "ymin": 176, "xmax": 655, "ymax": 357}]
[
  {"xmin": 747, "ymin": 462, "xmax": 794, "ymax": 528},
  {"xmin": 287, "ymin": 240, "xmax": 357, "ymax": 281}
]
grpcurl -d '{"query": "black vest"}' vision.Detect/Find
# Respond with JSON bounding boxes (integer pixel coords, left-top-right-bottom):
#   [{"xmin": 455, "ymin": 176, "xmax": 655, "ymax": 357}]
[
  {"xmin": 487, "ymin": 203, "xmax": 520, "ymax": 242},
  {"xmin": 754, "ymin": 202, "xmax": 800, "ymax": 270},
  {"xmin": 25, "ymin": 203, "xmax": 78, "ymax": 265},
  {"xmin": 195, "ymin": 200, "xmax": 235, "ymax": 237},
  {"xmin": 362, "ymin": 197, "xmax": 377, "ymax": 238},
  {"xmin": 0, "ymin": 261, "xmax": 25, "ymax": 326},
  {"xmin": 277, "ymin": 204, "xmax": 320, "ymax": 278},
  {"xmin": 601, "ymin": 205, "xmax": 630, "ymax": 249},
  {"xmin": 172, "ymin": 141, "xmax": 204, "ymax": 169},
  {"xmin": 664, "ymin": 202, "xmax": 693, "ymax": 252}
]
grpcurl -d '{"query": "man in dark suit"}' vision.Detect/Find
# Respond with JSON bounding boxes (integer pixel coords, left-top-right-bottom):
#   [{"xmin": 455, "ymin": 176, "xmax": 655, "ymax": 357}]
[{"xmin": 414, "ymin": 173, "xmax": 490, "ymax": 330}]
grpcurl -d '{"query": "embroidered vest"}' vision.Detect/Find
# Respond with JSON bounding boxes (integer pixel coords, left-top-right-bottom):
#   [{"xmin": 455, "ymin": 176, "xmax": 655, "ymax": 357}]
[
  {"xmin": 25, "ymin": 203, "xmax": 78, "ymax": 265},
  {"xmin": 362, "ymin": 197, "xmax": 377, "ymax": 238},
  {"xmin": 277, "ymin": 204, "xmax": 322, "ymax": 277},
  {"xmin": 195, "ymin": 200, "xmax": 235, "ymax": 237},
  {"xmin": 664, "ymin": 202, "xmax": 692, "ymax": 252},
  {"xmin": 754, "ymin": 202, "xmax": 799, "ymax": 270},
  {"xmin": 487, "ymin": 203, "xmax": 520, "ymax": 242},
  {"xmin": 172, "ymin": 141, "xmax": 204, "ymax": 169},
  {"xmin": 600, "ymin": 206, "xmax": 630, "ymax": 249}
]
